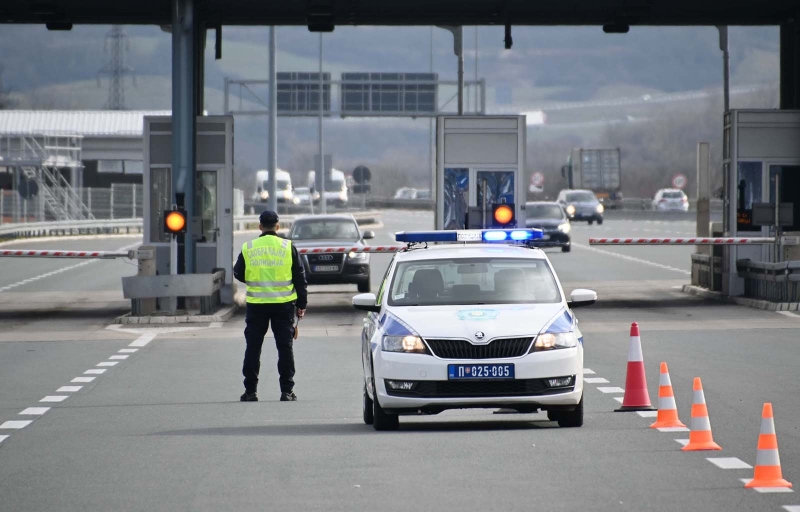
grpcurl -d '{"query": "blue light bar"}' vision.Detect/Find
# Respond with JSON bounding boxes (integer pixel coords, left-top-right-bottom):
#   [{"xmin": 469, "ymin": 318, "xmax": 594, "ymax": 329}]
[{"xmin": 395, "ymin": 229, "xmax": 543, "ymax": 244}]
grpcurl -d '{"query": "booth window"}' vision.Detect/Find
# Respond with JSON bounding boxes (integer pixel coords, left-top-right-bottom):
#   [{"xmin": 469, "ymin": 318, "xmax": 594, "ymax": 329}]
[
  {"xmin": 150, "ymin": 168, "xmax": 171, "ymax": 243},
  {"xmin": 737, "ymin": 162, "xmax": 761, "ymax": 232},
  {"xmin": 769, "ymin": 165, "xmax": 800, "ymax": 231}
]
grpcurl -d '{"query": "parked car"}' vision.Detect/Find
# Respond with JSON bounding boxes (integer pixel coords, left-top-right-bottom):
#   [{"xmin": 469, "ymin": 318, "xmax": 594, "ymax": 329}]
[
  {"xmin": 557, "ymin": 189, "xmax": 604, "ymax": 225},
  {"xmin": 652, "ymin": 189, "xmax": 689, "ymax": 211},
  {"xmin": 394, "ymin": 187, "xmax": 418, "ymax": 200},
  {"xmin": 525, "ymin": 201, "xmax": 572, "ymax": 252},
  {"xmin": 416, "ymin": 189, "xmax": 431, "ymax": 200}
]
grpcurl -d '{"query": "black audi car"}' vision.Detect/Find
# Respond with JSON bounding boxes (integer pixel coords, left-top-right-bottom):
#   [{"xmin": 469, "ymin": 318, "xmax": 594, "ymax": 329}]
[
  {"xmin": 288, "ymin": 214, "xmax": 374, "ymax": 292},
  {"xmin": 525, "ymin": 201, "xmax": 572, "ymax": 252}
]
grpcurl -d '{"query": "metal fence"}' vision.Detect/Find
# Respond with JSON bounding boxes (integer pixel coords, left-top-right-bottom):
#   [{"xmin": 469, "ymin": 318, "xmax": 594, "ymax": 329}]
[
  {"xmin": 1, "ymin": 184, "xmax": 144, "ymax": 224},
  {"xmin": 737, "ymin": 259, "xmax": 800, "ymax": 303}
]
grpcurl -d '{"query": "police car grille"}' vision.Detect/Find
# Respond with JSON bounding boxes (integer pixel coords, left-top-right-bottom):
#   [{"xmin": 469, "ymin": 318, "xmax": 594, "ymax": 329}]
[
  {"xmin": 385, "ymin": 379, "xmax": 573, "ymax": 398},
  {"xmin": 424, "ymin": 337, "xmax": 533, "ymax": 359}
]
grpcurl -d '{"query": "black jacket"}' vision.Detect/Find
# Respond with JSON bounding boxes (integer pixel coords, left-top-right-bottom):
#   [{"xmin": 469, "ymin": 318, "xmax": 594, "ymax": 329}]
[{"xmin": 233, "ymin": 231, "xmax": 308, "ymax": 309}]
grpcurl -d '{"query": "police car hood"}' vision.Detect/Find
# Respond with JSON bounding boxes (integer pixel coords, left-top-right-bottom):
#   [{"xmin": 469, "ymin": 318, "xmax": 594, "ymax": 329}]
[{"xmin": 383, "ymin": 303, "xmax": 570, "ymax": 339}]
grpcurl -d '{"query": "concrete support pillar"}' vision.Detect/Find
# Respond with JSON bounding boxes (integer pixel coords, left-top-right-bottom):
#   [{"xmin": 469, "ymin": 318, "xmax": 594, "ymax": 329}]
[
  {"xmin": 171, "ymin": 0, "xmax": 198, "ymax": 274},
  {"xmin": 780, "ymin": 19, "xmax": 800, "ymax": 109},
  {"xmin": 696, "ymin": 142, "xmax": 711, "ymax": 256}
]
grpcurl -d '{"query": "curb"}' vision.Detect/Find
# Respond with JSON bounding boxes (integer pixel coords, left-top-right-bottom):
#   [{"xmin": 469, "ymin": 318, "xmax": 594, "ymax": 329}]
[
  {"xmin": 114, "ymin": 304, "xmax": 239, "ymax": 324},
  {"xmin": 682, "ymin": 285, "xmax": 800, "ymax": 312}
]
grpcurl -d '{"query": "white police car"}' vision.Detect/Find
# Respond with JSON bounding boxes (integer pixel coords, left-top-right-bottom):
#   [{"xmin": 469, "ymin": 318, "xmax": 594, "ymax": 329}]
[{"xmin": 353, "ymin": 229, "xmax": 597, "ymax": 431}]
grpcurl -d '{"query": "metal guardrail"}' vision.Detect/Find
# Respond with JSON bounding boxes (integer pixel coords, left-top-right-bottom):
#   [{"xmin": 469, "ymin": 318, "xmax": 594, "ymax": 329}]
[
  {"xmin": 691, "ymin": 254, "xmax": 722, "ymax": 290},
  {"xmin": 737, "ymin": 259, "xmax": 800, "ymax": 303},
  {"xmin": 0, "ymin": 211, "xmax": 383, "ymax": 242}
]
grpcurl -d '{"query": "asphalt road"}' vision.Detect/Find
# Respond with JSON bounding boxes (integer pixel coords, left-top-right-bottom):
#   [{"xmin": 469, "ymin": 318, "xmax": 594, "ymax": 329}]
[{"xmin": 0, "ymin": 212, "xmax": 798, "ymax": 512}]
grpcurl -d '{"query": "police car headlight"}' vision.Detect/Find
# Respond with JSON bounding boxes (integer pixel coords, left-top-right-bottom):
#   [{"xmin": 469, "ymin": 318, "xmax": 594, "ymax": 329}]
[
  {"xmin": 558, "ymin": 222, "xmax": 571, "ymax": 234},
  {"xmin": 382, "ymin": 335, "xmax": 428, "ymax": 354},
  {"xmin": 596, "ymin": 204, "xmax": 604, "ymax": 213},
  {"xmin": 532, "ymin": 332, "xmax": 577, "ymax": 352},
  {"xmin": 566, "ymin": 205, "xmax": 576, "ymax": 216}
]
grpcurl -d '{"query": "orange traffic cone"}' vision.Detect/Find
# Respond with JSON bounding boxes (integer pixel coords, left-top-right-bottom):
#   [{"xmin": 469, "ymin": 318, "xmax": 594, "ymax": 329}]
[
  {"xmin": 650, "ymin": 362, "xmax": 685, "ymax": 429},
  {"xmin": 745, "ymin": 403, "xmax": 792, "ymax": 488},
  {"xmin": 682, "ymin": 377, "xmax": 721, "ymax": 451},
  {"xmin": 615, "ymin": 322, "xmax": 654, "ymax": 412}
]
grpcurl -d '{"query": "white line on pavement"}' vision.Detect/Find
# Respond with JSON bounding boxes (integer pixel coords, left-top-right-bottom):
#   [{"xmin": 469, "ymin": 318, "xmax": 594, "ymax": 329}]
[
  {"xmin": 636, "ymin": 411, "xmax": 659, "ymax": 418},
  {"xmin": 675, "ymin": 439, "xmax": 690, "ymax": 446},
  {"xmin": 572, "ymin": 242, "xmax": 691, "ymax": 275},
  {"xmin": 597, "ymin": 387, "xmax": 625, "ymax": 394},
  {"xmin": 778, "ymin": 311, "xmax": 800, "ymax": 319},
  {"xmin": 657, "ymin": 426, "xmax": 690, "ymax": 432},
  {"xmin": 72, "ymin": 377, "xmax": 96, "ymax": 383},
  {"xmin": 40, "ymin": 396, "xmax": 68, "ymax": 403},
  {"xmin": 0, "ymin": 420, "xmax": 33, "ymax": 429},
  {"xmin": 84, "ymin": 369, "xmax": 106, "ymax": 375},
  {"xmin": 783, "ymin": 506, "xmax": 800, "ymax": 512},
  {"xmin": 613, "ymin": 396, "xmax": 624, "ymax": 403},
  {"xmin": 109, "ymin": 355, "xmax": 129, "ymax": 360},
  {"xmin": 97, "ymin": 361, "xmax": 119, "ymax": 367},
  {"xmin": 0, "ymin": 435, "xmax": 8, "ymax": 444},
  {"xmin": 583, "ymin": 377, "xmax": 609, "ymax": 384},
  {"xmin": 583, "ymin": 368, "xmax": 596, "ymax": 374},
  {"xmin": 19, "ymin": 407, "xmax": 50, "ymax": 415},
  {"xmin": 118, "ymin": 349, "xmax": 138, "ymax": 353},
  {"xmin": 130, "ymin": 333, "xmax": 156, "ymax": 347},
  {"xmin": 56, "ymin": 386, "xmax": 83, "ymax": 393},
  {"xmin": 707, "ymin": 458, "xmax": 752, "ymax": 469},
  {"xmin": 739, "ymin": 479, "xmax": 794, "ymax": 493}
]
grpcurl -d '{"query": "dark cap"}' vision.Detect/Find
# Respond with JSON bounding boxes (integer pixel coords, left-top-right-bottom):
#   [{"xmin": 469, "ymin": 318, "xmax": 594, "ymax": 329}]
[{"xmin": 259, "ymin": 210, "xmax": 279, "ymax": 226}]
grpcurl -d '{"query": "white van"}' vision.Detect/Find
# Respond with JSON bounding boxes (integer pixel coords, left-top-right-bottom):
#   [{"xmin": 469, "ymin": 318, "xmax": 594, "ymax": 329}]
[
  {"xmin": 307, "ymin": 168, "xmax": 348, "ymax": 207},
  {"xmin": 254, "ymin": 169, "xmax": 296, "ymax": 204}
]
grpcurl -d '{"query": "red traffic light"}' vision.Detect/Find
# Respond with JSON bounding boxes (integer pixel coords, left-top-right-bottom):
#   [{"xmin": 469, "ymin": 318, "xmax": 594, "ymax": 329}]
[{"xmin": 164, "ymin": 209, "xmax": 187, "ymax": 234}]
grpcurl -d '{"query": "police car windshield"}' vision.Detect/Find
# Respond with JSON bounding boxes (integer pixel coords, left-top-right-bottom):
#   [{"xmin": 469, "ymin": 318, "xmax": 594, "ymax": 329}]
[
  {"xmin": 290, "ymin": 219, "xmax": 360, "ymax": 241},
  {"xmin": 388, "ymin": 258, "xmax": 561, "ymax": 306}
]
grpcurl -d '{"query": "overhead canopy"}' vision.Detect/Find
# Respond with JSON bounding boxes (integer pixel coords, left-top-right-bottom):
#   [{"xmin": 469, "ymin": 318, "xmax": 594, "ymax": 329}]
[{"xmin": 1, "ymin": 0, "xmax": 797, "ymax": 26}]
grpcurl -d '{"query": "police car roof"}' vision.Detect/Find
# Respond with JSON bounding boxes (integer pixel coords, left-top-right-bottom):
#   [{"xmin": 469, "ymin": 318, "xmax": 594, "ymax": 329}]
[{"xmin": 395, "ymin": 243, "xmax": 547, "ymax": 262}]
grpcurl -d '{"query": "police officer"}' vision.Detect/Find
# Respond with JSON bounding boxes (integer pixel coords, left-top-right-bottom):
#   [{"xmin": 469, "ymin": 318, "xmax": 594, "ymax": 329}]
[{"xmin": 233, "ymin": 210, "xmax": 308, "ymax": 402}]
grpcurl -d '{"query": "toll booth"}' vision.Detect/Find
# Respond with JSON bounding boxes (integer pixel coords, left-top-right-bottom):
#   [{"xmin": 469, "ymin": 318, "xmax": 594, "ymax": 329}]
[
  {"xmin": 142, "ymin": 116, "xmax": 235, "ymax": 306},
  {"xmin": 723, "ymin": 110, "xmax": 800, "ymax": 295},
  {"xmin": 435, "ymin": 115, "xmax": 526, "ymax": 230}
]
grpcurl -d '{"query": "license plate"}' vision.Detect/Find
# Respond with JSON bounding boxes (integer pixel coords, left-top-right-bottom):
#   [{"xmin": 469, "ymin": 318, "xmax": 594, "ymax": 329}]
[
  {"xmin": 448, "ymin": 364, "xmax": 515, "ymax": 380},
  {"xmin": 313, "ymin": 265, "xmax": 339, "ymax": 272}
]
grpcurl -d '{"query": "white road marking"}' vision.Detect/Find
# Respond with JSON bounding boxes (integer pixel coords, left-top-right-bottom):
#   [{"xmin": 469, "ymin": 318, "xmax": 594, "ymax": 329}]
[
  {"xmin": 739, "ymin": 479, "xmax": 794, "ymax": 493},
  {"xmin": 0, "ymin": 420, "xmax": 33, "ymax": 429},
  {"xmin": 583, "ymin": 368, "xmax": 596, "ymax": 375},
  {"xmin": 72, "ymin": 377, "xmax": 96, "ymax": 383},
  {"xmin": 109, "ymin": 355, "xmax": 129, "ymax": 360},
  {"xmin": 40, "ymin": 396, "xmax": 68, "ymax": 403},
  {"xmin": 19, "ymin": 407, "xmax": 50, "ymax": 415},
  {"xmin": 0, "ymin": 435, "xmax": 8, "ymax": 444},
  {"xmin": 657, "ymin": 426, "xmax": 690, "ymax": 432},
  {"xmin": 707, "ymin": 457, "xmax": 752, "ymax": 469},
  {"xmin": 97, "ymin": 361, "xmax": 119, "ymax": 367},
  {"xmin": 56, "ymin": 386, "xmax": 82, "ymax": 392},
  {"xmin": 84, "ymin": 369, "xmax": 106, "ymax": 375},
  {"xmin": 597, "ymin": 386, "xmax": 625, "ymax": 394},
  {"xmin": 783, "ymin": 506, "xmax": 800, "ymax": 512},
  {"xmin": 130, "ymin": 333, "xmax": 156, "ymax": 347},
  {"xmin": 778, "ymin": 311, "xmax": 800, "ymax": 319},
  {"xmin": 613, "ymin": 396, "xmax": 624, "ymax": 403},
  {"xmin": 572, "ymin": 242, "xmax": 691, "ymax": 275},
  {"xmin": 675, "ymin": 439, "xmax": 690, "ymax": 446},
  {"xmin": 636, "ymin": 411, "xmax": 659, "ymax": 418},
  {"xmin": 583, "ymin": 377, "xmax": 609, "ymax": 384},
  {"xmin": 209, "ymin": 321, "xmax": 224, "ymax": 328},
  {"xmin": 118, "ymin": 348, "xmax": 138, "ymax": 353}
]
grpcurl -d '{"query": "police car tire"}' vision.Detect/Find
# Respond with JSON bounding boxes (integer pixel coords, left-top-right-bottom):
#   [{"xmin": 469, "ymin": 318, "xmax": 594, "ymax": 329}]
[
  {"xmin": 596, "ymin": 217, "xmax": 603, "ymax": 225},
  {"xmin": 561, "ymin": 245, "xmax": 571, "ymax": 253},
  {"xmin": 372, "ymin": 389, "xmax": 399, "ymax": 431},
  {"xmin": 363, "ymin": 385, "xmax": 374, "ymax": 425},
  {"xmin": 557, "ymin": 396, "xmax": 584, "ymax": 428}
]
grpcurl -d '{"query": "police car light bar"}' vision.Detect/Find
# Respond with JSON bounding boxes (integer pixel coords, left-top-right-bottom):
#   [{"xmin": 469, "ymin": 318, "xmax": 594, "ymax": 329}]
[{"xmin": 395, "ymin": 229, "xmax": 544, "ymax": 244}]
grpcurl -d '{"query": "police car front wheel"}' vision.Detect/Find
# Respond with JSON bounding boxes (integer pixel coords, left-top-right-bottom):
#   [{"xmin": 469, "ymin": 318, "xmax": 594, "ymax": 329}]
[
  {"xmin": 363, "ymin": 385, "xmax": 374, "ymax": 425},
  {"xmin": 548, "ymin": 396, "xmax": 584, "ymax": 428}
]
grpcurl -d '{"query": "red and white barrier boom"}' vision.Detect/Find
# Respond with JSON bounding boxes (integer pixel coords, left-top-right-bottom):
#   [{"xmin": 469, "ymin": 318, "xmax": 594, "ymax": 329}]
[
  {"xmin": 0, "ymin": 249, "xmax": 134, "ymax": 259},
  {"xmin": 589, "ymin": 237, "xmax": 775, "ymax": 246},
  {"xmin": 297, "ymin": 246, "xmax": 403, "ymax": 254}
]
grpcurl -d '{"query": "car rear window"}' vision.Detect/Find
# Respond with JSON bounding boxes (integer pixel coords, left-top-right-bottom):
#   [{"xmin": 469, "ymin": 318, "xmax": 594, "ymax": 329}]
[
  {"xmin": 527, "ymin": 204, "xmax": 565, "ymax": 219},
  {"xmin": 663, "ymin": 191, "xmax": 684, "ymax": 199}
]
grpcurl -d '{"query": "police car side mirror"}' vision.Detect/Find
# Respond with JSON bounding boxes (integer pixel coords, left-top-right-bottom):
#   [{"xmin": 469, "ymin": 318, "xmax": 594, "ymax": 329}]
[
  {"xmin": 568, "ymin": 289, "xmax": 597, "ymax": 308},
  {"xmin": 353, "ymin": 293, "xmax": 381, "ymax": 313}
]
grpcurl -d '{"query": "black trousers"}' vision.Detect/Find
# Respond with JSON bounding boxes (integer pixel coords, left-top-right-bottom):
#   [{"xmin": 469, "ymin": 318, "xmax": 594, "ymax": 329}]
[{"xmin": 242, "ymin": 302, "xmax": 296, "ymax": 394}]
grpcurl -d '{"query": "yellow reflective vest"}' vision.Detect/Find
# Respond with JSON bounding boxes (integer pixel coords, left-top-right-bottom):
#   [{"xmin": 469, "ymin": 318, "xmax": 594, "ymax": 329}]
[{"xmin": 242, "ymin": 235, "xmax": 298, "ymax": 304}]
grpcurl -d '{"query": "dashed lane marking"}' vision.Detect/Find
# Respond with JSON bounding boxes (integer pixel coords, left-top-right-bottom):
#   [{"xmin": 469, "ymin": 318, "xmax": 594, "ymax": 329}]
[
  {"xmin": 84, "ymin": 369, "xmax": 106, "ymax": 375},
  {"xmin": 56, "ymin": 386, "xmax": 82, "ymax": 393},
  {"xmin": 118, "ymin": 349, "xmax": 138, "ymax": 353},
  {"xmin": 72, "ymin": 377, "xmax": 95, "ymax": 383},
  {"xmin": 636, "ymin": 411, "xmax": 659, "ymax": 418},
  {"xmin": 613, "ymin": 396, "xmax": 624, "ymax": 403},
  {"xmin": 19, "ymin": 408, "xmax": 49, "ymax": 416},
  {"xmin": 657, "ymin": 426, "xmax": 690, "ymax": 432},
  {"xmin": 597, "ymin": 386, "xmax": 625, "ymax": 394},
  {"xmin": 707, "ymin": 458, "xmax": 752, "ymax": 469},
  {"xmin": 129, "ymin": 333, "xmax": 156, "ymax": 347},
  {"xmin": 40, "ymin": 396, "xmax": 68, "ymax": 403},
  {"xmin": 97, "ymin": 361, "xmax": 119, "ymax": 367},
  {"xmin": 783, "ymin": 506, "xmax": 800, "ymax": 512},
  {"xmin": 0, "ymin": 420, "xmax": 33, "ymax": 429},
  {"xmin": 572, "ymin": 242, "xmax": 691, "ymax": 275},
  {"xmin": 109, "ymin": 355, "xmax": 129, "ymax": 360},
  {"xmin": 739, "ymin": 479, "xmax": 794, "ymax": 493},
  {"xmin": 583, "ymin": 368, "xmax": 596, "ymax": 374},
  {"xmin": 778, "ymin": 311, "xmax": 800, "ymax": 319},
  {"xmin": 583, "ymin": 377, "xmax": 609, "ymax": 384},
  {"xmin": 0, "ymin": 435, "xmax": 8, "ymax": 444},
  {"xmin": 675, "ymin": 439, "xmax": 690, "ymax": 447}
]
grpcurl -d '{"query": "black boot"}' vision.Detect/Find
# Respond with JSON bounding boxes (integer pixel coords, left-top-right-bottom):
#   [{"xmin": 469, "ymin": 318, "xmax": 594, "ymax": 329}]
[
  {"xmin": 280, "ymin": 391, "xmax": 297, "ymax": 402},
  {"xmin": 240, "ymin": 391, "xmax": 258, "ymax": 402}
]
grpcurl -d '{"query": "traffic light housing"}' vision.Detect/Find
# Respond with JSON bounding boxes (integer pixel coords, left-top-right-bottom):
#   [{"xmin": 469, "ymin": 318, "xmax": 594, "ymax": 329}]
[
  {"xmin": 164, "ymin": 209, "xmax": 187, "ymax": 235},
  {"xmin": 492, "ymin": 203, "xmax": 515, "ymax": 228}
]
